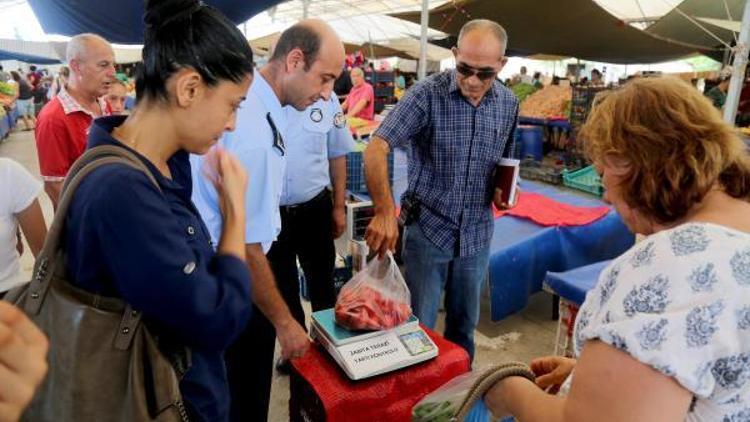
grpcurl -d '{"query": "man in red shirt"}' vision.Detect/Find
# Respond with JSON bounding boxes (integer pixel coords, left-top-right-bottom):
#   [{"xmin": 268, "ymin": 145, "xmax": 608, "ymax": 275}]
[
  {"xmin": 342, "ymin": 67, "xmax": 375, "ymax": 121},
  {"xmin": 35, "ymin": 33, "xmax": 114, "ymax": 209}
]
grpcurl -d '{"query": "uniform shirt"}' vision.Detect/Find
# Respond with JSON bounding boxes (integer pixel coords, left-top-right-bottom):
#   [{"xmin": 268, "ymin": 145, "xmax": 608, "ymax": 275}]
[
  {"xmin": 65, "ymin": 115, "xmax": 252, "ymax": 422},
  {"xmin": 281, "ymin": 96, "xmax": 355, "ymax": 206},
  {"xmin": 35, "ymin": 87, "xmax": 108, "ymax": 182},
  {"xmin": 374, "ymin": 70, "xmax": 518, "ymax": 257},
  {"xmin": 191, "ymin": 72, "xmax": 288, "ymax": 254},
  {"xmin": 574, "ymin": 223, "xmax": 750, "ymax": 422},
  {"xmin": 0, "ymin": 158, "xmax": 42, "ymax": 292}
]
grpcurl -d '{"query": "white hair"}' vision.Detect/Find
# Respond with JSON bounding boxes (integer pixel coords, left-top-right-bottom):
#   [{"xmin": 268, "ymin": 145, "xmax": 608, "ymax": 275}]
[
  {"xmin": 350, "ymin": 67, "xmax": 364, "ymax": 78},
  {"xmin": 66, "ymin": 33, "xmax": 111, "ymax": 64},
  {"xmin": 457, "ymin": 19, "xmax": 508, "ymax": 56}
]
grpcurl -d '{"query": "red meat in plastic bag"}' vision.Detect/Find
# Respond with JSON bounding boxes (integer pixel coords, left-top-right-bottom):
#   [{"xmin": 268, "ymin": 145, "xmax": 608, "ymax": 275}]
[{"xmin": 335, "ymin": 253, "xmax": 412, "ymax": 331}]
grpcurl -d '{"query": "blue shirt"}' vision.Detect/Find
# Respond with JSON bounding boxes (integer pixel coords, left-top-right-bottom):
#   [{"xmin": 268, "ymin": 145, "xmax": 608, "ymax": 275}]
[
  {"xmin": 281, "ymin": 96, "xmax": 355, "ymax": 206},
  {"xmin": 375, "ymin": 70, "xmax": 518, "ymax": 257},
  {"xmin": 65, "ymin": 115, "xmax": 252, "ymax": 422},
  {"xmin": 191, "ymin": 72, "xmax": 288, "ymax": 253}
]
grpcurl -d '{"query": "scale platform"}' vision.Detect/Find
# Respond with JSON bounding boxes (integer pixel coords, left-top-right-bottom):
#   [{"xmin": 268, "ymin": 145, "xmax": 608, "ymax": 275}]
[{"xmin": 311, "ymin": 308, "xmax": 438, "ymax": 380}]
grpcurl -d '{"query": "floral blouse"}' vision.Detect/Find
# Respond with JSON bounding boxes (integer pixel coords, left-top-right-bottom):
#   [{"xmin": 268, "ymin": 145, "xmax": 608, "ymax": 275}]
[{"xmin": 574, "ymin": 223, "xmax": 750, "ymax": 421}]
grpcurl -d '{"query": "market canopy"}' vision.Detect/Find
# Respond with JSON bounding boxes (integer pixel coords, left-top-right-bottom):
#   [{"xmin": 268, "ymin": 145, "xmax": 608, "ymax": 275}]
[
  {"xmin": 645, "ymin": 0, "xmax": 744, "ymax": 49},
  {"xmin": 26, "ymin": 0, "xmax": 283, "ymax": 44},
  {"xmin": 394, "ymin": 0, "xmax": 715, "ymax": 63},
  {"xmin": 0, "ymin": 38, "xmax": 60, "ymax": 63}
]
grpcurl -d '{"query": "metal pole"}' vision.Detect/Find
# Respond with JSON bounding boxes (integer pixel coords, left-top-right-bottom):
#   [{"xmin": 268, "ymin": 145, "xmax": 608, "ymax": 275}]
[
  {"xmin": 418, "ymin": 0, "xmax": 429, "ymax": 80},
  {"xmin": 302, "ymin": 0, "xmax": 310, "ymax": 19},
  {"xmin": 723, "ymin": 0, "xmax": 750, "ymax": 124}
]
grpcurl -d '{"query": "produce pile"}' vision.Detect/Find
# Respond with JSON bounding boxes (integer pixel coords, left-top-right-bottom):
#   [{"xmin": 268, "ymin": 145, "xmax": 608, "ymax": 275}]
[
  {"xmin": 510, "ymin": 83, "xmax": 538, "ymax": 103},
  {"xmin": 0, "ymin": 82, "xmax": 15, "ymax": 109},
  {"xmin": 519, "ymin": 85, "xmax": 572, "ymax": 119}
]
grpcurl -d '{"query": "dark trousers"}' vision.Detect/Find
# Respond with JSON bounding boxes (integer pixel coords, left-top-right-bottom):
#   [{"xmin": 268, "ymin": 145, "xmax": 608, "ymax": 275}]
[{"xmin": 225, "ymin": 189, "xmax": 337, "ymax": 422}]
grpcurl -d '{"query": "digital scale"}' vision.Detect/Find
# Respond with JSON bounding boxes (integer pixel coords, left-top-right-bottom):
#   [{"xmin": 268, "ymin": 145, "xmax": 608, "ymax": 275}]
[{"xmin": 311, "ymin": 308, "xmax": 438, "ymax": 380}]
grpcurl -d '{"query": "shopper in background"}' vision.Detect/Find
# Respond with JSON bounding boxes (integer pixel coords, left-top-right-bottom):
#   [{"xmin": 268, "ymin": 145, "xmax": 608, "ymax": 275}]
[
  {"xmin": 47, "ymin": 66, "xmax": 69, "ymax": 100},
  {"xmin": 706, "ymin": 75, "xmax": 730, "ymax": 110},
  {"xmin": 363, "ymin": 19, "xmax": 519, "ymax": 361},
  {"xmin": 35, "ymin": 34, "xmax": 114, "ymax": 210},
  {"xmin": 105, "ymin": 77, "xmax": 128, "ymax": 115},
  {"xmin": 486, "ymin": 76, "xmax": 750, "ymax": 422},
  {"xmin": 9, "ymin": 71, "xmax": 36, "ymax": 131},
  {"xmin": 341, "ymin": 67, "xmax": 374, "ymax": 120},
  {"xmin": 0, "ymin": 158, "xmax": 46, "ymax": 296}
]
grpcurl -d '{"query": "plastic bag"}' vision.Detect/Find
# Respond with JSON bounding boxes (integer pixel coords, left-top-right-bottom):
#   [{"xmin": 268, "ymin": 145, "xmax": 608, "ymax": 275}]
[
  {"xmin": 412, "ymin": 371, "xmax": 484, "ymax": 422},
  {"xmin": 334, "ymin": 252, "xmax": 411, "ymax": 331},
  {"xmin": 412, "ymin": 364, "xmax": 534, "ymax": 422}
]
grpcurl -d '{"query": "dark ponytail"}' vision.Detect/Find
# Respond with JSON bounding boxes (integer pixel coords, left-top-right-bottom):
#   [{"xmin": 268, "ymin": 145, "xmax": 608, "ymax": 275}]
[{"xmin": 137, "ymin": 0, "xmax": 254, "ymax": 102}]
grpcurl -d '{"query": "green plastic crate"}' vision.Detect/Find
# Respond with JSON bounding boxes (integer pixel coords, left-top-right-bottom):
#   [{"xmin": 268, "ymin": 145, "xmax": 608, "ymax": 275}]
[{"xmin": 562, "ymin": 165, "xmax": 603, "ymax": 197}]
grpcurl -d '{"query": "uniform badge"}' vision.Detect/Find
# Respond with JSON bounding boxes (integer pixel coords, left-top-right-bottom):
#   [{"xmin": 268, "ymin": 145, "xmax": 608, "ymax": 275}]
[
  {"xmin": 310, "ymin": 108, "xmax": 323, "ymax": 122},
  {"xmin": 333, "ymin": 112, "xmax": 346, "ymax": 128}
]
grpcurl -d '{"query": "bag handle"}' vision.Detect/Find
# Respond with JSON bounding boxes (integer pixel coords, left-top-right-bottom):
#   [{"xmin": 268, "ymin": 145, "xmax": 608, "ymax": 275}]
[{"xmin": 25, "ymin": 145, "xmax": 162, "ymax": 350}]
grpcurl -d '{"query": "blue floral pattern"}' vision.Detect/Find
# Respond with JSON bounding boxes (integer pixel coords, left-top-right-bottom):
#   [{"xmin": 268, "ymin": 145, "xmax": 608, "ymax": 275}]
[
  {"xmin": 688, "ymin": 263, "xmax": 719, "ymax": 293},
  {"xmin": 738, "ymin": 306, "xmax": 750, "ymax": 331},
  {"xmin": 731, "ymin": 249, "xmax": 750, "ymax": 286},
  {"xmin": 575, "ymin": 223, "xmax": 750, "ymax": 418},
  {"xmin": 686, "ymin": 301, "xmax": 725, "ymax": 348},
  {"xmin": 622, "ymin": 275, "xmax": 670, "ymax": 317},
  {"xmin": 712, "ymin": 354, "xmax": 750, "ymax": 390},
  {"xmin": 599, "ymin": 265, "xmax": 620, "ymax": 307},
  {"xmin": 630, "ymin": 242, "xmax": 656, "ymax": 268},
  {"xmin": 722, "ymin": 408, "xmax": 750, "ymax": 422},
  {"xmin": 670, "ymin": 225, "xmax": 710, "ymax": 256},
  {"xmin": 636, "ymin": 318, "xmax": 668, "ymax": 351}
]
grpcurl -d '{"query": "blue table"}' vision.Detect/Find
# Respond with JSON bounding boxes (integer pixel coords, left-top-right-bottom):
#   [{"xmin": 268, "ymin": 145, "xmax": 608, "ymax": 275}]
[
  {"xmin": 544, "ymin": 260, "xmax": 612, "ymax": 307},
  {"xmin": 355, "ymin": 148, "xmax": 634, "ymax": 321}
]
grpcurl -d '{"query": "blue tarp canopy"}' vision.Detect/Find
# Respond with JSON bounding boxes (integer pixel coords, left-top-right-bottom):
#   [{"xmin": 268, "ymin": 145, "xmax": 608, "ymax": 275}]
[
  {"xmin": 27, "ymin": 0, "xmax": 283, "ymax": 44},
  {"xmin": 0, "ymin": 50, "xmax": 60, "ymax": 64}
]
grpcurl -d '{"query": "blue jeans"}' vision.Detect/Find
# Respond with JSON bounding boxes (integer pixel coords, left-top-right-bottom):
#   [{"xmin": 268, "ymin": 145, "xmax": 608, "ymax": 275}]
[{"xmin": 401, "ymin": 223, "xmax": 490, "ymax": 361}]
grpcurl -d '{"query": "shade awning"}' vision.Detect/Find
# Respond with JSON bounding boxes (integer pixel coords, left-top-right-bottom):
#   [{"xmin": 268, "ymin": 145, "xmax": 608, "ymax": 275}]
[
  {"xmin": 26, "ymin": 0, "xmax": 283, "ymax": 44},
  {"xmin": 394, "ymin": 0, "xmax": 715, "ymax": 64}
]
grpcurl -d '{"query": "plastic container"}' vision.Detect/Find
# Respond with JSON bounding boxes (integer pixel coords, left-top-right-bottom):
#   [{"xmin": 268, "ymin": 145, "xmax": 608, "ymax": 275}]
[
  {"xmin": 346, "ymin": 148, "xmax": 394, "ymax": 193},
  {"xmin": 562, "ymin": 165, "xmax": 603, "ymax": 196},
  {"xmin": 518, "ymin": 125, "xmax": 544, "ymax": 161}
]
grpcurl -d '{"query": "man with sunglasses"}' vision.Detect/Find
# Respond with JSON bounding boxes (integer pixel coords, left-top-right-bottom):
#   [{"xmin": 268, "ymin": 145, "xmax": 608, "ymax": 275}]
[
  {"xmin": 363, "ymin": 19, "xmax": 519, "ymax": 362},
  {"xmin": 190, "ymin": 20, "xmax": 345, "ymax": 421}
]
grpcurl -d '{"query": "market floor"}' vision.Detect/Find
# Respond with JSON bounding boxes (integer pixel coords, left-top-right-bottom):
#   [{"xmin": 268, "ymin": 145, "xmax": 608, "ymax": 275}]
[{"xmin": 2, "ymin": 129, "xmax": 557, "ymax": 421}]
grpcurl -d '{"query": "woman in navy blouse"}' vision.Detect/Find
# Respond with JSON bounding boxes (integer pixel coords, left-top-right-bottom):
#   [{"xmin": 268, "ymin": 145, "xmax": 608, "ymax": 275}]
[{"xmin": 63, "ymin": 1, "xmax": 254, "ymax": 420}]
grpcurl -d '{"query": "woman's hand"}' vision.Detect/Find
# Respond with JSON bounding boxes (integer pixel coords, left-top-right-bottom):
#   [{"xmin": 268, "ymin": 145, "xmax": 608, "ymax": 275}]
[
  {"xmin": 0, "ymin": 302, "xmax": 49, "ymax": 422},
  {"xmin": 530, "ymin": 355, "xmax": 577, "ymax": 394},
  {"xmin": 203, "ymin": 147, "xmax": 248, "ymax": 219}
]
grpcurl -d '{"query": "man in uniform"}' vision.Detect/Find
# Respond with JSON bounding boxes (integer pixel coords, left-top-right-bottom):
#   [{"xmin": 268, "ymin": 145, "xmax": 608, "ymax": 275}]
[
  {"xmin": 271, "ymin": 91, "xmax": 354, "ymax": 372},
  {"xmin": 191, "ymin": 19, "xmax": 345, "ymax": 421}
]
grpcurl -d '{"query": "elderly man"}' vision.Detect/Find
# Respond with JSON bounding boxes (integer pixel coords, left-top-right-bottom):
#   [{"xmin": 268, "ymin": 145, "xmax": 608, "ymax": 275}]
[
  {"xmin": 363, "ymin": 19, "xmax": 519, "ymax": 361},
  {"xmin": 191, "ymin": 19, "xmax": 345, "ymax": 421},
  {"xmin": 35, "ymin": 33, "xmax": 114, "ymax": 209},
  {"xmin": 341, "ymin": 67, "xmax": 375, "ymax": 120}
]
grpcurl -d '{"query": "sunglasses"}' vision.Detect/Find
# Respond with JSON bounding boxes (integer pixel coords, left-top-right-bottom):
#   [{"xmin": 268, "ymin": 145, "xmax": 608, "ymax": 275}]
[
  {"xmin": 266, "ymin": 112, "xmax": 285, "ymax": 156},
  {"xmin": 456, "ymin": 62, "xmax": 498, "ymax": 81}
]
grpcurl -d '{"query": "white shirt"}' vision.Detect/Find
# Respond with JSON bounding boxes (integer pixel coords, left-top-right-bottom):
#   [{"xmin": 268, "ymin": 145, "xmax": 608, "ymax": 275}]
[
  {"xmin": 574, "ymin": 222, "xmax": 750, "ymax": 421},
  {"xmin": 191, "ymin": 72, "xmax": 288, "ymax": 254},
  {"xmin": 0, "ymin": 158, "xmax": 42, "ymax": 292}
]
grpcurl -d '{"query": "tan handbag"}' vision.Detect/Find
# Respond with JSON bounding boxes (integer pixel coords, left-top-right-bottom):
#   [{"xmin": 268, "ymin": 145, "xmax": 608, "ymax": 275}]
[{"xmin": 6, "ymin": 145, "xmax": 190, "ymax": 422}]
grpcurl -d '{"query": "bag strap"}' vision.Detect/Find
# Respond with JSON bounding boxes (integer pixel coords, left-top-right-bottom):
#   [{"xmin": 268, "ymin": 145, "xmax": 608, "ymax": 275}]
[
  {"xmin": 25, "ymin": 145, "xmax": 162, "ymax": 350},
  {"xmin": 454, "ymin": 362, "xmax": 536, "ymax": 421}
]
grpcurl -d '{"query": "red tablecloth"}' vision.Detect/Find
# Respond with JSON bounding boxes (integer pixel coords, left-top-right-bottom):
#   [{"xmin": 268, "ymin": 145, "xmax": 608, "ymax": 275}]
[
  {"xmin": 290, "ymin": 326, "xmax": 470, "ymax": 422},
  {"xmin": 493, "ymin": 192, "xmax": 609, "ymax": 226}
]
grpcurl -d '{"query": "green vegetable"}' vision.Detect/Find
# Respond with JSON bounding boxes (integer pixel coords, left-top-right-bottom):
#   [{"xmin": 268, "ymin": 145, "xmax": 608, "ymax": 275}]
[
  {"xmin": 0, "ymin": 82, "xmax": 14, "ymax": 96},
  {"xmin": 511, "ymin": 83, "xmax": 538, "ymax": 103}
]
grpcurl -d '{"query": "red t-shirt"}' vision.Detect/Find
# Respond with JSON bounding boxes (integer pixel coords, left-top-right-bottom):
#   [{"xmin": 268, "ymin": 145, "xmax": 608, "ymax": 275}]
[
  {"xmin": 347, "ymin": 82, "xmax": 375, "ymax": 121},
  {"xmin": 35, "ymin": 97, "xmax": 94, "ymax": 181}
]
